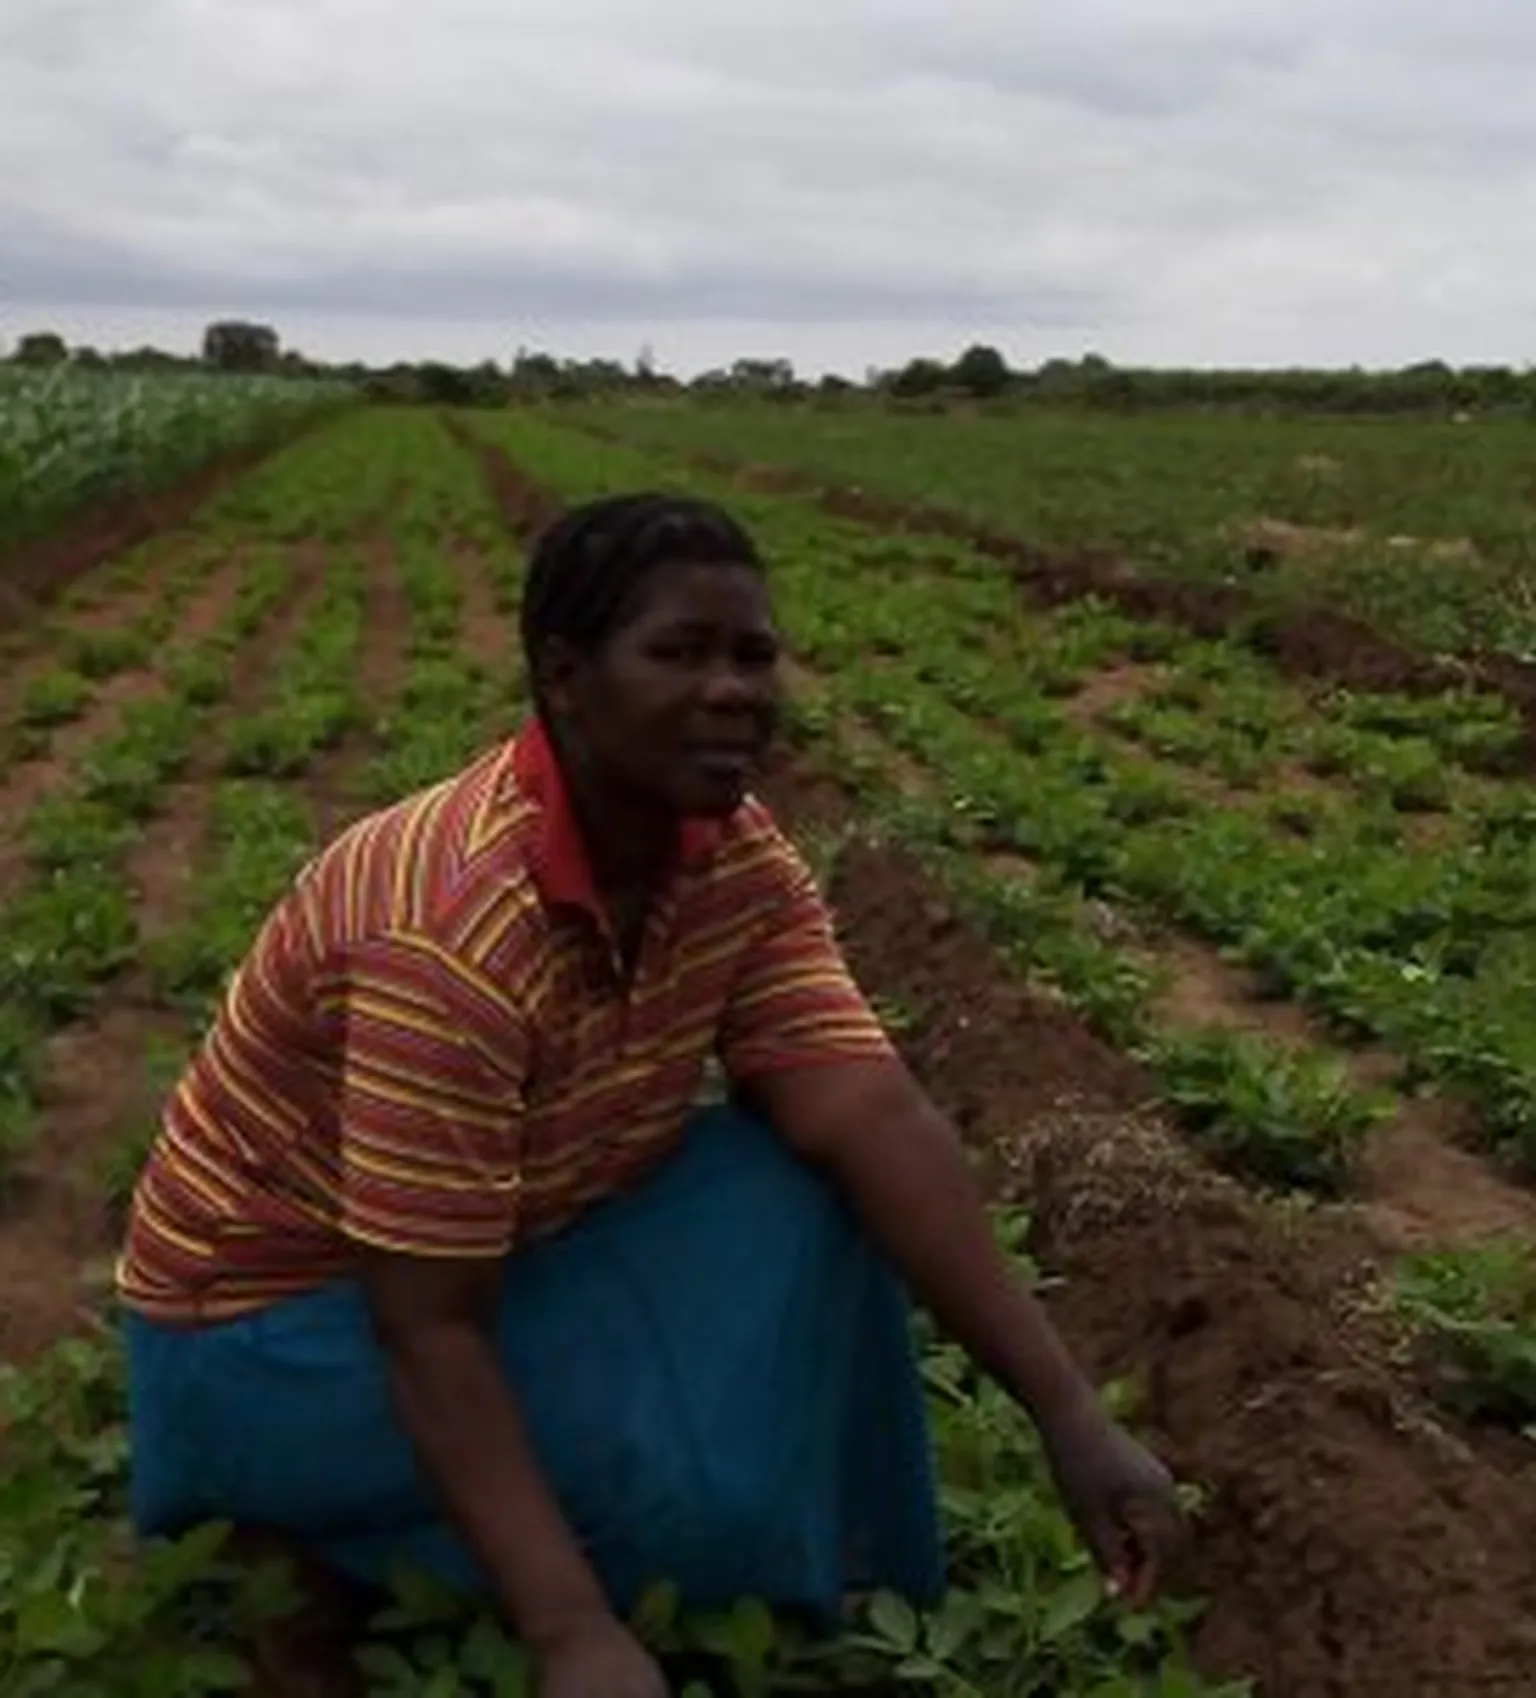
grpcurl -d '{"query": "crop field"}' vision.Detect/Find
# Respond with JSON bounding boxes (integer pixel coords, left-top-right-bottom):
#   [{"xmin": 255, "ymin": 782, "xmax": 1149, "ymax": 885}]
[
  {"xmin": 2, "ymin": 393, "xmax": 1535, "ymax": 1696},
  {"xmin": 584, "ymin": 400, "xmax": 1536, "ymax": 669},
  {"xmin": 0, "ymin": 368, "xmax": 348, "ymax": 620}
]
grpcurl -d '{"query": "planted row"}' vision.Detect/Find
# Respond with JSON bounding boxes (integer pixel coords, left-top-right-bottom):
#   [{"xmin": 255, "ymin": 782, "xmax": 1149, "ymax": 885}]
[
  {"xmin": 455, "ymin": 418, "xmax": 1406, "ymax": 1184},
  {"xmin": 578, "ymin": 399, "xmax": 1536, "ymax": 666},
  {"xmin": 0, "ymin": 366, "xmax": 351, "ymax": 549},
  {"xmin": 790, "ymin": 691, "xmax": 1386, "ymax": 1196},
  {"xmin": 470, "ymin": 413, "xmax": 1536, "ymax": 1175},
  {"xmin": 0, "ymin": 413, "xmax": 432, "ymax": 1184},
  {"xmin": 2, "ymin": 540, "xmax": 239, "ymax": 770},
  {"xmin": 0, "ymin": 551, "xmax": 298, "ymax": 1181}
]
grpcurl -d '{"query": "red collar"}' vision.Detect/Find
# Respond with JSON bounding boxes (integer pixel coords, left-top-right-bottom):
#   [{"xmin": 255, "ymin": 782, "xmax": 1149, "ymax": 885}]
[{"xmin": 509, "ymin": 716, "xmax": 724, "ymax": 918}]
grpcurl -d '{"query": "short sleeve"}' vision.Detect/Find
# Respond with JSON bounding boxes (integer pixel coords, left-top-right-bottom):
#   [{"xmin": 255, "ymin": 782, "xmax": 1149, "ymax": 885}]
[
  {"xmin": 718, "ymin": 838, "xmax": 896, "ymax": 1080},
  {"xmin": 331, "ymin": 932, "xmax": 527, "ymax": 1258}
]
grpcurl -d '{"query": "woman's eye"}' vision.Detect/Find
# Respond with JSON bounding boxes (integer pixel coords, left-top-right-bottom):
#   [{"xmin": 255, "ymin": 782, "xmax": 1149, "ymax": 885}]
[
  {"xmin": 646, "ymin": 630, "xmax": 777, "ymax": 668},
  {"xmin": 650, "ymin": 637, "xmax": 706, "ymax": 665}
]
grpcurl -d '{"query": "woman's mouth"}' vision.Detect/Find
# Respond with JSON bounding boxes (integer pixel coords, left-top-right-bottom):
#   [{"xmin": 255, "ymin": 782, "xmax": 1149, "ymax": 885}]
[{"xmin": 689, "ymin": 747, "xmax": 757, "ymax": 780}]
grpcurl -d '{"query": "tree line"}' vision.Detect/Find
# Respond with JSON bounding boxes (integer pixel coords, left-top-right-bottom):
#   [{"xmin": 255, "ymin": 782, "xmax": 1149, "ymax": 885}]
[{"xmin": 7, "ymin": 321, "xmax": 1534, "ymax": 417}]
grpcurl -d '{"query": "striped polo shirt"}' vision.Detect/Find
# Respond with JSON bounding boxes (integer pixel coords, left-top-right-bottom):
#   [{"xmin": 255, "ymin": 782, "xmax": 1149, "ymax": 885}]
[{"xmin": 116, "ymin": 718, "xmax": 894, "ymax": 1325}]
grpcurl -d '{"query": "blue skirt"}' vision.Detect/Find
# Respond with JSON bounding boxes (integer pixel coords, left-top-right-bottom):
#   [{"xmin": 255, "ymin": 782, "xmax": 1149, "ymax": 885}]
[{"xmin": 123, "ymin": 1103, "xmax": 945, "ymax": 1623}]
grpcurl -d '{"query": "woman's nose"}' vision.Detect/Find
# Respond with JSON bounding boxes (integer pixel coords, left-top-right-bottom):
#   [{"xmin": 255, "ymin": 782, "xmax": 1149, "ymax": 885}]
[{"xmin": 699, "ymin": 660, "xmax": 771, "ymax": 708}]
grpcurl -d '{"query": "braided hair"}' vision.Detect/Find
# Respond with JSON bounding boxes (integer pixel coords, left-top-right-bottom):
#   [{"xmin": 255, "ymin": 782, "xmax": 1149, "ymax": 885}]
[{"xmin": 520, "ymin": 492, "xmax": 764, "ymax": 704}]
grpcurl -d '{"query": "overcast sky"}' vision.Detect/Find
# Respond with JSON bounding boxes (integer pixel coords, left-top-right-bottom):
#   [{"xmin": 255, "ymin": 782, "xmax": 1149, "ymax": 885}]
[{"xmin": 3, "ymin": 0, "xmax": 1533, "ymax": 375}]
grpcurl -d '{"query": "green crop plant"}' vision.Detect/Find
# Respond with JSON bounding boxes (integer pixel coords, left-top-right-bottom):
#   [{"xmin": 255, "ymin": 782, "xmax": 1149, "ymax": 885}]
[
  {"xmin": 1395, "ymin": 1241, "xmax": 1536, "ymax": 1430},
  {"xmin": 0, "ymin": 367, "xmax": 352, "ymax": 550}
]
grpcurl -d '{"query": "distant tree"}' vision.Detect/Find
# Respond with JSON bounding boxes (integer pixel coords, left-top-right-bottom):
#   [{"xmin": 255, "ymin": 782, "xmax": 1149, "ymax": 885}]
[
  {"xmin": 887, "ymin": 357, "xmax": 948, "ymax": 399},
  {"xmin": 950, "ymin": 343, "xmax": 1010, "ymax": 399},
  {"xmin": 567, "ymin": 357, "xmax": 630, "ymax": 395},
  {"xmin": 14, "ymin": 331, "xmax": 68, "ymax": 366},
  {"xmin": 473, "ymin": 358, "xmax": 505, "ymax": 398},
  {"xmin": 202, "ymin": 320, "xmax": 281, "ymax": 373},
  {"xmin": 363, "ymin": 363, "xmax": 422, "ymax": 404},
  {"xmin": 116, "ymin": 345, "xmax": 184, "ymax": 371},
  {"xmin": 509, "ymin": 348, "xmax": 563, "ymax": 398},
  {"xmin": 413, "ymin": 362, "xmax": 480, "ymax": 406},
  {"xmin": 810, "ymin": 373, "xmax": 855, "ymax": 411},
  {"xmin": 729, "ymin": 356, "xmax": 796, "ymax": 394}
]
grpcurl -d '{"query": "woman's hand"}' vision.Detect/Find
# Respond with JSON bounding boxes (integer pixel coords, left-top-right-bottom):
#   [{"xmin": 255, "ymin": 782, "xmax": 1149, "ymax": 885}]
[
  {"xmin": 1039, "ymin": 1403, "xmax": 1188, "ymax": 1607},
  {"xmin": 749, "ymin": 1060, "xmax": 1192, "ymax": 1607},
  {"xmin": 531, "ymin": 1614, "xmax": 669, "ymax": 1698}
]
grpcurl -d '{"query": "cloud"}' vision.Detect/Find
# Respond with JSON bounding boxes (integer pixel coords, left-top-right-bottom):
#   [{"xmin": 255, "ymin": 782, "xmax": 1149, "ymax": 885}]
[{"xmin": 2, "ymin": 0, "xmax": 1535, "ymax": 371}]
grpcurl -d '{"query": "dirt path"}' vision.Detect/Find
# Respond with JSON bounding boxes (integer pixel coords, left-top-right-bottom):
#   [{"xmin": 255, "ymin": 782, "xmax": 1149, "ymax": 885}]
[
  {"xmin": 456, "ymin": 542, "xmax": 515, "ymax": 672},
  {"xmin": 766, "ymin": 756, "xmax": 1536, "ymax": 1698}
]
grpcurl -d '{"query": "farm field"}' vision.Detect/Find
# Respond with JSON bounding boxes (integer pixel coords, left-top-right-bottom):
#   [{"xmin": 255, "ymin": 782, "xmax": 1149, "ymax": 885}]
[
  {"xmin": 0, "ymin": 367, "xmax": 348, "ymax": 626},
  {"xmin": 573, "ymin": 400, "xmax": 1536, "ymax": 675},
  {"xmin": 2, "ymin": 397, "xmax": 1535, "ymax": 1697}
]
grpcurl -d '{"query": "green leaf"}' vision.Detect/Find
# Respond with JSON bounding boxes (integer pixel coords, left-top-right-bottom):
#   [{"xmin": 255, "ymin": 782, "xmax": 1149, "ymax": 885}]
[
  {"xmin": 724, "ymin": 1597, "xmax": 777, "ymax": 1668},
  {"xmin": 925, "ymin": 1589, "xmax": 986, "ymax": 1664},
  {"xmin": 460, "ymin": 1615, "xmax": 531, "ymax": 1695},
  {"xmin": 866, "ymin": 1591, "xmax": 921, "ymax": 1655},
  {"xmin": 354, "ymin": 1642, "xmax": 422, "ymax": 1685},
  {"xmin": 629, "ymin": 1577, "xmax": 682, "ymax": 1643},
  {"xmin": 423, "ymin": 1664, "xmax": 465, "ymax": 1698},
  {"xmin": 170, "ymin": 1647, "xmax": 251, "ymax": 1692},
  {"xmin": 1039, "ymin": 1571, "xmax": 1103, "ymax": 1644},
  {"xmin": 13, "ymin": 1587, "xmax": 106, "ymax": 1658}
]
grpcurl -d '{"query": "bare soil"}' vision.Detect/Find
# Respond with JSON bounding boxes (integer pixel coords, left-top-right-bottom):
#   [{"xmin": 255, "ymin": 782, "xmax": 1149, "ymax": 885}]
[
  {"xmin": 453, "ymin": 542, "xmax": 515, "ymax": 676},
  {"xmin": 1062, "ymin": 660, "xmax": 1167, "ymax": 720}
]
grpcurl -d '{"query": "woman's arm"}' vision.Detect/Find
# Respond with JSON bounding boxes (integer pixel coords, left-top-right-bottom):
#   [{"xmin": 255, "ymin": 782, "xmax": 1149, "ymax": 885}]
[
  {"xmin": 738, "ymin": 1058, "xmax": 1096, "ymax": 1424},
  {"xmin": 740, "ymin": 1055, "xmax": 1186, "ymax": 1603},
  {"xmin": 360, "ymin": 1251, "xmax": 668, "ymax": 1696},
  {"xmin": 719, "ymin": 836, "xmax": 1098, "ymax": 1421},
  {"xmin": 360, "ymin": 1250, "xmax": 611, "ymax": 1637}
]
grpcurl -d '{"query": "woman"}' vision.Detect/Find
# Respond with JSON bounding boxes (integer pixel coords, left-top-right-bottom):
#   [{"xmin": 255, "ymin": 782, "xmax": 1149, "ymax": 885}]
[{"xmin": 119, "ymin": 492, "xmax": 1185, "ymax": 1698}]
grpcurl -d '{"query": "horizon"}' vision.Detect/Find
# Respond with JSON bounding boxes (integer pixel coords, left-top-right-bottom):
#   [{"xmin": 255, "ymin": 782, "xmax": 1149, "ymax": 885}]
[
  {"xmin": 7, "ymin": 2, "xmax": 1536, "ymax": 382},
  {"xmin": 5, "ymin": 306, "xmax": 1531, "ymax": 383}
]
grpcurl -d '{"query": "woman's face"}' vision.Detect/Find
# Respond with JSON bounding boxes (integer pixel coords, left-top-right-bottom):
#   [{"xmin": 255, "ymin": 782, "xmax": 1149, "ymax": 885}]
[{"xmin": 545, "ymin": 558, "xmax": 783, "ymax": 819}]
